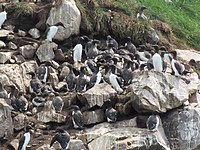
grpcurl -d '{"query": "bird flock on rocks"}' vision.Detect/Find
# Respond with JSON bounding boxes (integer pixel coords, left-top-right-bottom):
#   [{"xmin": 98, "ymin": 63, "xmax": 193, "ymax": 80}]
[{"xmin": 0, "ymin": 4, "xmax": 196, "ymax": 150}]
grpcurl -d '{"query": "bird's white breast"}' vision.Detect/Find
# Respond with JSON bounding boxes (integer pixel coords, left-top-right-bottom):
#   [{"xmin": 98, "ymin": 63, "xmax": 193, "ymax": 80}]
[
  {"xmin": 73, "ymin": 44, "xmax": 83, "ymax": 62},
  {"xmin": 152, "ymin": 53, "xmax": 163, "ymax": 73}
]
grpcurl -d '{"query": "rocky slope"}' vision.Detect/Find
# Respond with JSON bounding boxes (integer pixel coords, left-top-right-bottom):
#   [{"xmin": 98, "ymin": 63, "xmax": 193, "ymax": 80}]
[{"xmin": 0, "ymin": 0, "xmax": 200, "ymax": 150}]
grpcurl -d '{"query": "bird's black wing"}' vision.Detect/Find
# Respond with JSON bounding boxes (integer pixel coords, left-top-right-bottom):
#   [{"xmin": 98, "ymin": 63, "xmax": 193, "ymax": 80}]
[
  {"xmin": 18, "ymin": 135, "xmax": 25, "ymax": 150},
  {"xmin": 50, "ymin": 133, "xmax": 59, "ymax": 147},
  {"xmin": 73, "ymin": 111, "xmax": 84, "ymax": 128},
  {"xmin": 174, "ymin": 61, "xmax": 184, "ymax": 75}
]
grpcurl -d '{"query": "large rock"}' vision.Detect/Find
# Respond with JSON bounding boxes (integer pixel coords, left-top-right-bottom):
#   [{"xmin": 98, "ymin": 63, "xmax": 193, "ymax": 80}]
[
  {"xmin": 36, "ymin": 42, "xmax": 57, "ymax": 62},
  {"xmin": 0, "ymin": 40, "xmax": 6, "ymax": 48},
  {"xmin": 162, "ymin": 104, "xmax": 200, "ymax": 150},
  {"xmin": 69, "ymin": 139, "xmax": 87, "ymax": 150},
  {"xmin": 78, "ymin": 83, "xmax": 117, "ymax": 109},
  {"xmin": 77, "ymin": 118, "xmax": 170, "ymax": 150},
  {"xmin": 130, "ymin": 71, "xmax": 189, "ymax": 113},
  {"xmin": 36, "ymin": 110, "xmax": 66, "ymax": 123},
  {"xmin": 46, "ymin": 0, "xmax": 81, "ymax": 41},
  {"xmin": 176, "ymin": 49, "xmax": 200, "ymax": 62},
  {"xmin": 83, "ymin": 109, "xmax": 104, "ymax": 125},
  {"xmin": 0, "ymin": 99, "xmax": 13, "ymax": 138}
]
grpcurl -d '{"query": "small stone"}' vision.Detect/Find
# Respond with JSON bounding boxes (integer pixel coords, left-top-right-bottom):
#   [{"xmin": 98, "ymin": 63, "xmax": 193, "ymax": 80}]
[
  {"xmin": 7, "ymin": 34, "xmax": 15, "ymax": 41},
  {"xmin": 0, "ymin": 52, "xmax": 12, "ymax": 63},
  {"xmin": 18, "ymin": 29, "xmax": 26, "ymax": 37},
  {"xmin": 28, "ymin": 28, "xmax": 41, "ymax": 39},
  {"xmin": 13, "ymin": 55, "xmax": 26, "ymax": 64},
  {"xmin": 8, "ymin": 41, "xmax": 17, "ymax": 50},
  {"xmin": 13, "ymin": 113, "xmax": 26, "ymax": 131},
  {"xmin": 69, "ymin": 139, "xmax": 87, "ymax": 150},
  {"xmin": 0, "ymin": 40, "xmax": 6, "ymax": 48},
  {"xmin": 19, "ymin": 44, "xmax": 37, "ymax": 59},
  {"xmin": 0, "ymin": 29, "xmax": 13, "ymax": 37},
  {"xmin": 51, "ymin": 60, "xmax": 60, "ymax": 69},
  {"xmin": 9, "ymin": 139, "xmax": 19, "ymax": 150},
  {"xmin": 3, "ymin": 25, "xmax": 15, "ymax": 31}
]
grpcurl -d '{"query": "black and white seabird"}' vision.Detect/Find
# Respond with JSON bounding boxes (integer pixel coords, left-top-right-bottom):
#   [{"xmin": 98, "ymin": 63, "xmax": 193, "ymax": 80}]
[
  {"xmin": 52, "ymin": 95, "xmax": 64, "ymax": 113},
  {"xmin": 0, "ymin": 82, "xmax": 8, "ymax": 99},
  {"xmin": 65, "ymin": 64, "xmax": 76, "ymax": 91},
  {"xmin": 146, "ymin": 114, "xmax": 160, "ymax": 132},
  {"xmin": 0, "ymin": 5, "xmax": 7, "ymax": 29},
  {"xmin": 50, "ymin": 128, "xmax": 70, "ymax": 150},
  {"xmin": 106, "ymin": 35, "xmax": 118, "ymax": 51},
  {"xmin": 27, "ymin": 71, "xmax": 42, "ymax": 94},
  {"xmin": 88, "ymin": 62, "xmax": 102, "ymax": 89},
  {"xmin": 124, "ymin": 37, "xmax": 136, "ymax": 54},
  {"xmin": 87, "ymin": 39, "xmax": 100, "ymax": 59},
  {"xmin": 84, "ymin": 59, "xmax": 96, "ymax": 75},
  {"xmin": 109, "ymin": 64, "xmax": 123, "ymax": 93},
  {"xmin": 73, "ymin": 37, "xmax": 83, "ymax": 63},
  {"xmin": 37, "ymin": 63, "xmax": 49, "ymax": 84},
  {"xmin": 70, "ymin": 105, "xmax": 84, "ymax": 129},
  {"xmin": 152, "ymin": 45, "xmax": 163, "ymax": 73},
  {"xmin": 137, "ymin": 45, "xmax": 152, "ymax": 62},
  {"xmin": 105, "ymin": 107, "xmax": 118, "ymax": 123},
  {"xmin": 121, "ymin": 58, "xmax": 133, "ymax": 86},
  {"xmin": 16, "ymin": 91, "xmax": 29, "ymax": 112},
  {"xmin": 46, "ymin": 22, "xmax": 65, "ymax": 42},
  {"xmin": 136, "ymin": 6, "xmax": 148, "ymax": 21},
  {"xmin": 18, "ymin": 125, "xmax": 33, "ymax": 150},
  {"xmin": 170, "ymin": 50, "xmax": 185, "ymax": 76},
  {"xmin": 75, "ymin": 66, "xmax": 88, "ymax": 93}
]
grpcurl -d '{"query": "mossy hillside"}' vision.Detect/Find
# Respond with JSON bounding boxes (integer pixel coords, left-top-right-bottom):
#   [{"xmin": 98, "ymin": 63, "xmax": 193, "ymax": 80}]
[{"xmin": 137, "ymin": 0, "xmax": 200, "ymax": 50}]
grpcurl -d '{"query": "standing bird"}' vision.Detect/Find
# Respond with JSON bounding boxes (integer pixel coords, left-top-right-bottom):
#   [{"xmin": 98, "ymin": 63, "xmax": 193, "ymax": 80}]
[
  {"xmin": 152, "ymin": 45, "xmax": 163, "ymax": 73},
  {"xmin": 170, "ymin": 50, "xmax": 185, "ymax": 76},
  {"xmin": 70, "ymin": 105, "xmax": 84, "ymax": 129},
  {"xmin": 121, "ymin": 59, "xmax": 133, "ymax": 86},
  {"xmin": 73, "ymin": 37, "xmax": 83, "ymax": 63},
  {"xmin": 124, "ymin": 37, "xmax": 136, "ymax": 54},
  {"xmin": 37, "ymin": 63, "xmax": 49, "ymax": 84},
  {"xmin": 46, "ymin": 22, "xmax": 65, "ymax": 42},
  {"xmin": 65, "ymin": 64, "xmax": 76, "ymax": 91},
  {"xmin": 0, "ymin": 5, "xmax": 7, "ymax": 29},
  {"xmin": 105, "ymin": 107, "xmax": 118, "ymax": 123},
  {"xmin": 50, "ymin": 128, "xmax": 70, "ymax": 150},
  {"xmin": 52, "ymin": 95, "xmax": 64, "ymax": 113},
  {"xmin": 109, "ymin": 65, "xmax": 123, "ymax": 93},
  {"xmin": 136, "ymin": 6, "xmax": 148, "ymax": 21},
  {"xmin": 15, "ymin": 91, "xmax": 29, "ymax": 112},
  {"xmin": 146, "ymin": 114, "xmax": 160, "ymax": 132},
  {"xmin": 27, "ymin": 71, "xmax": 42, "ymax": 94},
  {"xmin": 0, "ymin": 82, "xmax": 8, "ymax": 99},
  {"xmin": 18, "ymin": 125, "xmax": 32, "ymax": 150},
  {"xmin": 75, "ymin": 66, "xmax": 88, "ymax": 93},
  {"xmin": 88, "ymin": 63, "xmax": 102, "ymax": 89},
  {"xmin": 106, "ymin": 35, "xmax": 118, "ymax": 51},
  {"xmin": 137, "ymin": 45, "xmax": 152, "ymax": 62},
  {"xmin": 87, "ymin": 39, "xmax": 100, "ymax": 59}
]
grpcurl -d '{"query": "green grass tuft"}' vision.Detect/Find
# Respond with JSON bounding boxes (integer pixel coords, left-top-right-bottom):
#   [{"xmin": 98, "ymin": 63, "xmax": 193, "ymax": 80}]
[{"xmin": 14, "ymin": 2, "xmax": 35, "ymax": 17}]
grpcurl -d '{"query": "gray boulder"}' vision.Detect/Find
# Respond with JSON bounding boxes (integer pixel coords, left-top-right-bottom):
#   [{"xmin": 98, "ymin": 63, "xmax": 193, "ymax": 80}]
[
  {"xmin": 0, "ymin": 52, "xmax": 12, "ymax": 63},
  {"xmin": 46, "ymin": 0, "xmax": 81, "ymax": 41},
  {"xmin": 77, "ymin": 118, "xmax": 170, "ymax": 150},
  {"xmin": 78, "ymin": 83, "xmax": 117, "ymax": 109},
  {"xmin": 0, "ymin": 29, "xmax": 13, "ymax": 37},
  {"xmin": 0, "ymin": 99, "xmax": 13, "ymax": 138},
  {"xmin": 36, "ymin": 42, "xmax": 57, "ymax": 62},
  {"xmin": 162, "ymin": 104, "xmax": 200, "ymax": 150},
  {"xmin": 83, "ymin": 109, "xmax": 104, "ymax": 125},
  {"xmin": 130, "ymin": 71, "xmax": 189, "ymax": 113}
]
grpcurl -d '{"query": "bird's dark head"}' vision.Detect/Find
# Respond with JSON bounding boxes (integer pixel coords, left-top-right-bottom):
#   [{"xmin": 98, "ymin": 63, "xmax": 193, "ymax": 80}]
[
  {"xmin": 69, "ymin": 105, "xmax": 80, "ymax": 111},
  {"xmin": 81, "ymin": 35, "xmax": 90, "ymax": 42},
  {"xmin": 125, "ymin": 36, "xmax": 132, "ymax": 42},
  {"xmin": 54, "ymin": 22, "xmax": 65, "ymax": 28},
  {"xmin": 169, "ymin": 50, "xmax": 177, "ymax": 59},
  {"xmin": 55, "ymin": 128, "xmax": 65, "ymax": 133},
  {"xmin": 140, "ymin": 5, "xmax": 147, "ymax": 11},
  {"xmin": 159, "ymin": 46, "xmax": 167, "ymax": 51},
  {"xmin": 138, "ymin": 45, "xmax": 146, "ymax": 52},
  {"xmin": 107, "ymin": 35, "xmax": 112, "ymax": 40},
  {"xmin": 25, "ymin": 125, "xmax": 33, "ymax": 132},
  {"xmin": 189, "ymin": 59, "xmax": 196, "ymax": 66}
]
